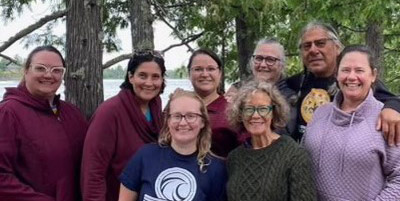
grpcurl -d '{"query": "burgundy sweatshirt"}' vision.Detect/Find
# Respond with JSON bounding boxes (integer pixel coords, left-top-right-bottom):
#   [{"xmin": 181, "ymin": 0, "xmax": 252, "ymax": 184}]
[
  {"xmin": 81, "ymin": 89, "xmax": 161, "ymax": 201},
  {"xmin": 0, "ymin": 84, "xmax": 88, "ymax": 201},
  {"xmin": 207, "ymin": 95, "xmax": 241, "ymax": 157}
]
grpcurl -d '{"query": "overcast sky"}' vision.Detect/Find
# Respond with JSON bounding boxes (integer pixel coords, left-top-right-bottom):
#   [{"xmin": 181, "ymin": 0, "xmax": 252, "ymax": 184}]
[{"xmin": 0, "ymin": 2, "xmax": 193, "ymax": 70}]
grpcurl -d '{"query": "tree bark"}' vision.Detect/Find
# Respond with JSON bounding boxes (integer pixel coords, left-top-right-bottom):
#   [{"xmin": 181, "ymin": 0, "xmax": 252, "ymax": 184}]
[
  {"xmin": 366, "ymin": 21, "xmax": 384, "ymax": 79},
  {"xmin": 235, "ymin": 14, "xmax": 255, "ymax": 81},
  {"xmin": 130, "ymin": 0, "xmax": 154, "ymax": 50},
  {"xmin": 65, "ymin": 0, "xmax": 103, "ymax": 119}
]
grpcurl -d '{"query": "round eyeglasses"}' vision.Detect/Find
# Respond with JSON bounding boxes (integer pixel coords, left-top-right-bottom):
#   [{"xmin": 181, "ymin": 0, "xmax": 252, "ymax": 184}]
[
  {"xmin": 242, "ymin": 105, "xmax": 274, "ymax": 117},
  {"xmin": 252, "ymin": 55, "xmax": 280, "ymax": 66},
  {"xmin": 168, "ymin": 113, "xmax": 202, "ymax": 123}
]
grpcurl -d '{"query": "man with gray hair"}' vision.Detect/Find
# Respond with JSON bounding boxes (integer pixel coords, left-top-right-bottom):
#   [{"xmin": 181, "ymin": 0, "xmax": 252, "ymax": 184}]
[{"xmin": 285, "ymin": 21, "xmax": 400, "ymax": 143}]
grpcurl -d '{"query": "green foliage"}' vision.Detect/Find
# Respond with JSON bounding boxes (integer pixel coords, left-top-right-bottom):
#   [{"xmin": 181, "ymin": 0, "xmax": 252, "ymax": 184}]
[
  {"xmin": 103, "ymin": 65, "xmax": 126, "ymax": 79},
  {"xmin": 159, "ymin": 0, "xmax": 400, "ymax": 93}
]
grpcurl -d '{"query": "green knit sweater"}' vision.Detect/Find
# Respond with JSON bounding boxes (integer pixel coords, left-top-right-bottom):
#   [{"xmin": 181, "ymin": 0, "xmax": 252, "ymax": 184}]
[{"xmin": 227, "ymin": 135, "xmax": 316, "ymax": 201}]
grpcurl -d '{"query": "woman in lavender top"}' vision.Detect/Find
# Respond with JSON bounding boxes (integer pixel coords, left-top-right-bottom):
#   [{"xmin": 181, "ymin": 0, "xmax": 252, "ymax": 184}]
[{"xmin": 303, "ymin": 45, "xmax": 400, "ymax": 200}]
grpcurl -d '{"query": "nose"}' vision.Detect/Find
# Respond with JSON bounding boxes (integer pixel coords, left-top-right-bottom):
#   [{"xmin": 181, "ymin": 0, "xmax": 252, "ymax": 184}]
[
  {"xmin": 308, "ymin": 43, "xmax": 320, "ymax": 55},
  {"xmin": 347, "ymin": 70, "xmax": 357, "ymax": 80},
  {"xmin": 43, "ymin": 70, "xmax": 53, "ymax": 77},
  {"xmin": 178, "ymin": 117, "xmax": 189, "ymax": 125}
]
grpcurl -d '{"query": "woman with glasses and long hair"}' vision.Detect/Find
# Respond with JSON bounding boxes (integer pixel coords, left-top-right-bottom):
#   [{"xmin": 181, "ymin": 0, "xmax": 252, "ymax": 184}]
[
  {"xmin": 118, "ymin": 89, "xmax": 227, "ymax": 201},
  {"xmin": 226, "ymin": 81, "xmax": 316, "ymax": 201},
  {"xmin": 81, "ymin": 50, "xmax": 166, "ymax": 201},
  {"xmin": 188, "ymin": 48, "xmax": 240, "ymax": 158},
  {"xmin": 0, "ymin": 45, "xmax": 88, "ymax": 201}
]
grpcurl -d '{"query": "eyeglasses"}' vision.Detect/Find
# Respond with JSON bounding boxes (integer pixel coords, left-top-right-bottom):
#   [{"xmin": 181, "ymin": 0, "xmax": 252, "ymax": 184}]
[
  {"xmin": 169, "ymin": 113, "xmax": 202, "ymax": 123},
  {"xmin": 252, "ymin": 55, "xmax": 280, "ymax": 66},
  {"xmin": 190, "ymin": 66, "xmax": 219, "ymax": 74},
  {"xmin": 30, "ymin": 64, "xmax": 65, "ymax": 77},
  {"xmin": 299, "ymin": 38, "xmax": 334, "ymax": 51},
  {"xmin": 242, "ymin": 105, "xmax": 274, "ymax": 117},
  {"xmin": 133, "ymin": 49, "xmax": 163, "ymax": 59}
]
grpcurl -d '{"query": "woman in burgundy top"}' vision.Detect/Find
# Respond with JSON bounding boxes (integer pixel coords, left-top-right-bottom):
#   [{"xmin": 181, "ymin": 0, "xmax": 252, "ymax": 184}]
[
  {"xmin": 188, "ymin": 49, "xmax": 241, "ymax": 157},
  {"xmin": 81, "ymin": 50, "xmax": 166, "ymax": 201},
  {"xmin": 0, "ymin": 45, "xmax": 88, "ymax": 201}
]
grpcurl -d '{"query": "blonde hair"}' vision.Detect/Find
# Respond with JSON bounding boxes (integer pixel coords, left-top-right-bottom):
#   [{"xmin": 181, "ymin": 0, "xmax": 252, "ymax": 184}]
[
  {"xmin": 158, "ymin": 89, "xmax": 213, "ymax": 172},
  {"xmin": 227, "ymin": 81, "xmax": 289, "ymax": 132}
]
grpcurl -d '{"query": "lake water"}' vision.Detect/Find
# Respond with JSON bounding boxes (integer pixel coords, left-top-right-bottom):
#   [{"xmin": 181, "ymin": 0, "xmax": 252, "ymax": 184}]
[{"xmin": 0, "ymin": 79, "xmax": 193, "ymax": 107}]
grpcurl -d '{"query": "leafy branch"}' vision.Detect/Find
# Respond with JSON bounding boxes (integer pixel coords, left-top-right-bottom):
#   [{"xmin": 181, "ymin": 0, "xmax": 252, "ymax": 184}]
[{"xmin": 0, "ymin": 9, "xmax": 67, "ymax": 53}]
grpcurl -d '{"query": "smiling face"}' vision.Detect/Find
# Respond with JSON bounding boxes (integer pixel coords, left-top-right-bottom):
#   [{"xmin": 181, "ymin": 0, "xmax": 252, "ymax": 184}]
[
  {"xmin": 337, "ymin": 51, "xmax": 377, "ymax": 105},
  {"xmin": 168, "ymin": 96, "xmax": 205, "ymax": 148},
  {"xmin": 242, "ymin": 91, "xmax": 273, "ymax": 136},
  {"xmin": 300, "ymin": 28, "xmax": 340, "ymax": 78},
  {"xmin": 24, "ymin": 51, "xmax": 64, "ymax": 101},
  {"xmin": 129, "ymin": 61, "xmax": 163, "ymax": 103},
  {"xmin": 189, "ymin": 54, "xmax": 222, "ymax": 97},
  {"xmin": 252, "ymin": 43, "xmax": 284, "ymax": 83}
]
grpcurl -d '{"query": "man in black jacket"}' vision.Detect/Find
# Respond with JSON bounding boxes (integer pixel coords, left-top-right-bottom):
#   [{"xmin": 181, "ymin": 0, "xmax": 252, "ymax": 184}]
[{"xmin": 285, "ymin": 21, "xmax": 400, "ymax": 145}]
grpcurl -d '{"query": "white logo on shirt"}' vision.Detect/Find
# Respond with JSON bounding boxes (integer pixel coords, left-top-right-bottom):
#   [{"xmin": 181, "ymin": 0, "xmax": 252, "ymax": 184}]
[{"xmin": 144, "ymin": 167, "xmax": 197, "ymax": 201}]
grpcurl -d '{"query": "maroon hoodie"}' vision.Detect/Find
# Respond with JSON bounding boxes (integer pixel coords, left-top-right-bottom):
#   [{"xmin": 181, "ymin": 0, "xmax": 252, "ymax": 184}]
[
  {"xmin": 81, "ymin": 89, "xmax": 161, "ymax": 201},
  {"xmin": 0, "ymin": 84, "xmax": 88, "ymax": 201},
  {"xmin": 207, "ymin": 95, "xmax": 241, "ymax": 157}
]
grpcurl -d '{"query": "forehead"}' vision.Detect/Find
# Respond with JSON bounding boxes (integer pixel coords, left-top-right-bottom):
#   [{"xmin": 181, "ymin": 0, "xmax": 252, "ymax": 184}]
[
  {"xmin": 339, "ymin": 51, "xmax": 370, "ymax": 68},
  {"xmin": 244, "ymin": 90, "xmax": 272, "ymax": 105},
  {"xmin": 135, "ymin": 61, "xmax": 162, "ymax": 74},
  {"xmin": 254, "ymin": 43, "xmax": 282, "ymax": 58},
  {"xmin": 169, "ymin": 96, "xmax": 202, "ymax": 112},
  {"xmin": 31, "ymin": 51, "xmax": 63, "ymax": 65},
  {"xmin": 191, "ymin": 54, "xmax": 218, "ymax": 67},
  {"xmin": 302, "ymin": 27, "xmax": 330, "ymax": 42}
]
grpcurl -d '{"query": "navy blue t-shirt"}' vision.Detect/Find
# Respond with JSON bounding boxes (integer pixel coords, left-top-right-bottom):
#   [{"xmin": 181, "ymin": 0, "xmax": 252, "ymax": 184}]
[{"xmin": 120, "ymin": 144, "xmax": 227, "ymax": 201}]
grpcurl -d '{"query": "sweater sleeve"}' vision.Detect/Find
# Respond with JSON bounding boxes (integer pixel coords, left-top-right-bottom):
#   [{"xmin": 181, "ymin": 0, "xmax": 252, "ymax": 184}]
[
  {"xmin": 0, "ymin": 109, "xmax": 55, "ymax": 201},
  {"xmin": 289, "ymin": 147, "xmax": 317, "ymax": 201},
  {"xmin": 373, "ymin": 80, "xmax": 400, "ymax": 112},
  {"xmin": 81, "ymin": 107, "xmax": 118, "ymax": 201},
  {"xmin": 374, "ymin": 145, "xmax": 400, "ymax": 200}
]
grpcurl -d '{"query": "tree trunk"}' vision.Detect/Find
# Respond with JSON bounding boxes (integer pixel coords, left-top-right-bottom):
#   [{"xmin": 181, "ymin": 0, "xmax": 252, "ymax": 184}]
[
  {"xmin": 130, "ymin": 0, "xmax": 154, "ymax": 50},
  {"xmin": 366, "ymin": 21, "xmax": 384, "ymax": 79},
  {"xmin": 235, "ymin": 14, "xmax": 255, "ymax": 81},
  {"xmin": 65, "ymin": 0, "xmax": 103, "ymax": 119}
]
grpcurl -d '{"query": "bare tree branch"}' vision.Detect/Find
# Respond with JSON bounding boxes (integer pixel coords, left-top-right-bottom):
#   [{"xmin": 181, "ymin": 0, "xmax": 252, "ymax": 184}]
[
  {"xmin": 162, "ymin": 32, "xmax": 204, "ymax": 53},
  {"xmin": 102, "ymin": 53, "xmax": 132, "ymax": 69},
  {"xmin": 0, "ymin": 53, "xmax": 21, "ymax": 66},
  {"xmin": 0, "ymin": 9, "xmax": 67, "ymax": 53},
  {"xmin": 150, "ymin": 0, "xmax": 196, "ymax": 52}
]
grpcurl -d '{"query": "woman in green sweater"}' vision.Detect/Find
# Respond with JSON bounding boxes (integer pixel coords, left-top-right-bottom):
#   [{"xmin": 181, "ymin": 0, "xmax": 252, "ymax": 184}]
[{"xmin": 226, "ymin": 81, "xmax": 316, "ymax": 201}]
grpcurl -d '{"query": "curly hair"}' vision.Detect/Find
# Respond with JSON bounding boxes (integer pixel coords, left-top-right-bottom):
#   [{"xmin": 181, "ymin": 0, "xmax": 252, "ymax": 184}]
[
  {"xmin": 227, "ymin": 81, "xmax": 289, "ymax": 132},
  {"xmin": 158, "ymin": 89, "xmax": 213, "ymax": 172}
]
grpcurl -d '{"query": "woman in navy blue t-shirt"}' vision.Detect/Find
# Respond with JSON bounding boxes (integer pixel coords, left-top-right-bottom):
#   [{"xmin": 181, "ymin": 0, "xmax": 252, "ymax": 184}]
[{"xmin": 119, "ymin": 89, "xmax": 227, "ymax": 201}]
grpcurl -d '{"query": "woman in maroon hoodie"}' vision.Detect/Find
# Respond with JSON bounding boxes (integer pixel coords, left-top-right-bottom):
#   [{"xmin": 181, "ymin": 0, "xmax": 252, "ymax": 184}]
[
  {"xmin": 188, "ymin": 49, "xmax": 241, "ymax": 158},
  {"xmin": 81, "ymin": 50, "xmax": 165, "ymax": 201},
  {"xmin": 0, "ymin": 45, "xmax": 88, "ymax": 201}
]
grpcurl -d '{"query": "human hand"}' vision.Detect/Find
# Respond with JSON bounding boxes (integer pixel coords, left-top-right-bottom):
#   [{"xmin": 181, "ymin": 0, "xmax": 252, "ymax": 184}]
[{"xmin": 376, "ymin": 108, "xmax": 400, "ymax": 146}]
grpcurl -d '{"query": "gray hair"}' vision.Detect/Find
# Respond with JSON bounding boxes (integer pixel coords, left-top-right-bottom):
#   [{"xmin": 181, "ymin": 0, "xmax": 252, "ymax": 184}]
[
  {"xmin": 298, "ymin": 21, "xmax": 343, "ymax": 50},
  {"xmin": 227, "ymin": 81, "xmax": 289, "ymax": 132},
  {"xmin": 251, "ymin": 38, "xmax": 286, "ymax": 68}
]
